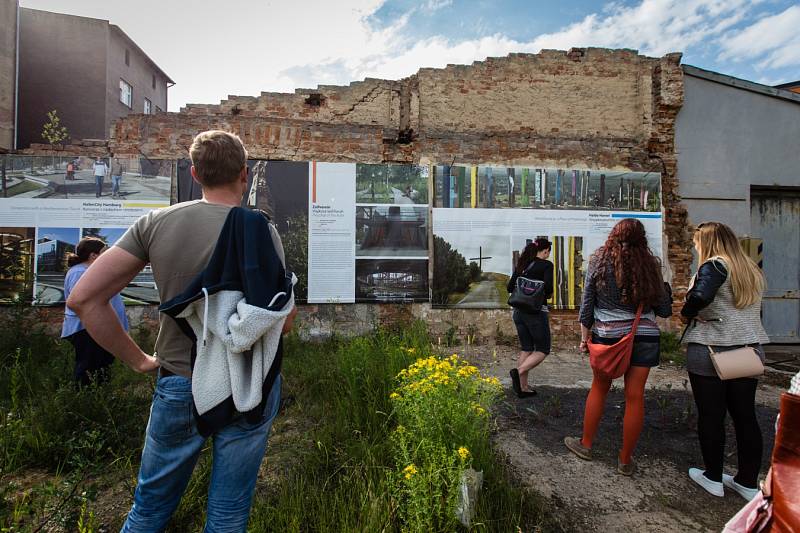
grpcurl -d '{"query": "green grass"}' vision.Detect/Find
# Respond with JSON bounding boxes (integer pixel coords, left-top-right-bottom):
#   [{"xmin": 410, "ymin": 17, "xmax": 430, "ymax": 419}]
[
  {"xmin": 6, "ymin": 180, "xmax": 45, "ymax": 196},
  {"xmin": 0, "ymin": 312, "xmax": 558, "ymax": 532},
  {"xmin": 660, "ymin": 330, "xmax": 685, "ymax": 366}
]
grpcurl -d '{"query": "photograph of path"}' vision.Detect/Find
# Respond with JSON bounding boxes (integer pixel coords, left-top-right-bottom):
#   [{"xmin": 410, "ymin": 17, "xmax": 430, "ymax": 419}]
[
  {"xmin": 356, "ymin": 163, "xmax": 428, "ymax": 205},
  {"xmin": 432, "ymin": 233, "xmax": 510, "ymax": 308}
]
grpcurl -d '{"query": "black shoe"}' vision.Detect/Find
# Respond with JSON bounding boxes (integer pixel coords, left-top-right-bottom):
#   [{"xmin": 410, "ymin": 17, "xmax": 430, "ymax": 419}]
[
  {"xmin": 518, "ymin": 389, "xmax": 537, "ymax": 398},
  {"xmin": 509, "ymin": 368, "xmax": 522, "ymax": 395}
]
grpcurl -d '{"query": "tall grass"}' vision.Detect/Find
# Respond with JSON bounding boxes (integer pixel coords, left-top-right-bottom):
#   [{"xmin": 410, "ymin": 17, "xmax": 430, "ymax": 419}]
[
  {"xmin": 0, "ymin": 306, "xmax": 153, "ymax": 531},
  {"xmin": 1, "ymin": 311, "xmax": 558, "ymax": 532}
]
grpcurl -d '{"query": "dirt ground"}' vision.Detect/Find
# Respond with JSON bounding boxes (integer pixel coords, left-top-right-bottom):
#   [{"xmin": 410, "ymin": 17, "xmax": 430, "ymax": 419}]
[{"xmin": 459, "ymin": 343, "xmax": 787, "ymax": 532}]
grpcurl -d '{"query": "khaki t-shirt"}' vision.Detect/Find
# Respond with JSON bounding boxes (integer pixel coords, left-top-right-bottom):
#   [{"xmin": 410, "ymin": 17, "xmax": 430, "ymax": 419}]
[{"xmin": 116, "ymin": 200, "xmax": 284, "ymax": 378}]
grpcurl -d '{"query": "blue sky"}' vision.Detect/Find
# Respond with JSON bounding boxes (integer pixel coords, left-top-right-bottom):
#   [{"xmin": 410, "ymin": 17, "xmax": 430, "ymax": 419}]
[{"xmin": 21, "ymin": 0, "xmax": 800, "ymax": 110}]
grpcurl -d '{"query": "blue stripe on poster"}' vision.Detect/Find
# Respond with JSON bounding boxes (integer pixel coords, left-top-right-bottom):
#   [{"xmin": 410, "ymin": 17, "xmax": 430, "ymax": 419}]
[{"xmin": 611, "ymin": 213, "xmax": 662, "ymax": 219}]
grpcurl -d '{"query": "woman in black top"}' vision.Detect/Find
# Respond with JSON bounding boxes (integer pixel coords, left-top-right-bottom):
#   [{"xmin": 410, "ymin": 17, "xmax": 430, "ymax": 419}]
[{"xmin": 507, "ymin": 238, "xmax": 554, "ymax": 398}]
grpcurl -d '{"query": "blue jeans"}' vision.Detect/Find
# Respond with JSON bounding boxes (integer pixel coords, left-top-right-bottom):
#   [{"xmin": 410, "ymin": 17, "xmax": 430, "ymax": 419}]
[
  {"xmin": 121, "ymin": 374, "xmax": 281, "ymax": 533},
  {"xmin": 112, "ymin": 175, "xmax": 122, "ymax": 195},
  {"xmin": 95, "ymin": 175, "xmax": 104, "ymax": 197}
]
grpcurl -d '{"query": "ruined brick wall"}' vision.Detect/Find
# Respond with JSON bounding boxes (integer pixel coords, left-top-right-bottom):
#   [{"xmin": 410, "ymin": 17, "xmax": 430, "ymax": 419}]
[{"xmin": 17, "ymin": 48, "xmax": 691, "ymax": 343}]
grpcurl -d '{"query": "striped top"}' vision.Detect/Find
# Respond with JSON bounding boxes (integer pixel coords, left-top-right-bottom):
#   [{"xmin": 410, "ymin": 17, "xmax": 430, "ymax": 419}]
[{"xmin": 579, "ymin": 257, "xmax": 672, "ymax": 339}]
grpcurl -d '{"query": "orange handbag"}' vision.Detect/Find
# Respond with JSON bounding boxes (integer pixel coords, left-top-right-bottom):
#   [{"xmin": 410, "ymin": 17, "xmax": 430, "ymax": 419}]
[{"xmin": 588, "ymin": 304, "xmax": 643, "ymax": 379}]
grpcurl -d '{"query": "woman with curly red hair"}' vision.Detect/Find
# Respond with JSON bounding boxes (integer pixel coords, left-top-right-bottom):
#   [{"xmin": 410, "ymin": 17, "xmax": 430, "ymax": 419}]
[{"xmin": 564, "ymin": 218, "xmax": 672, "ymax": 475}]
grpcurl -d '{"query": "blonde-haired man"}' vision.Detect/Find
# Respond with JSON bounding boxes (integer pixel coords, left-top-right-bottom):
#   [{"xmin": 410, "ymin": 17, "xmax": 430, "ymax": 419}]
[{"xmin": 68, "ymin": 130, "xmax": 295, "ymax": 531}]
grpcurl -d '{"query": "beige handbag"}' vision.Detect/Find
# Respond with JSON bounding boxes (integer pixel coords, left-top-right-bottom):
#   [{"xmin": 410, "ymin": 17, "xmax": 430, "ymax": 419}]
[{"xmin": 709, "ymin": 345, "xmax": 764, "ymax": 380}]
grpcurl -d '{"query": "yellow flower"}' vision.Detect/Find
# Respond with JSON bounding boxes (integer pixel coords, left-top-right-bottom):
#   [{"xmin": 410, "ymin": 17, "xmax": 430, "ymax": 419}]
[
  {"xmin": 389, "ymin": 392, "xmax": 400, "ymax": 400},
  {"xmin": 403, "ymin": 464, "xmax": 418, "ymax": 479},
  {"xmin": 396, "ymin": 425, "xmax": 406, "ymax": 434},
  {"xmin": 457, "ymin": 447, "xmax": 470, "ymax": 460},
  {"xmin": 406, "ymin": 347, "xmax": 416, "ymax": 354}
]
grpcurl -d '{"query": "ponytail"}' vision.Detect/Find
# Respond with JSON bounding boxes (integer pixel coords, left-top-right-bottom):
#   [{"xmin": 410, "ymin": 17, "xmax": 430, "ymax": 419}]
[
  {"xmin": 67, "ymin": 237, "xmax": 106, "ymax": 267},
  {"xmin": 515, "ymin": 237, "xmax": 552, "ymax": 274}
]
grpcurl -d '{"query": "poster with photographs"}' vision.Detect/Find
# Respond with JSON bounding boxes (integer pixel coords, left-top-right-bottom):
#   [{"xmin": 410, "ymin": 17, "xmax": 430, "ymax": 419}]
[
  {"xmin": 434, "ymin": 165, "xmax": 661, "ymax": 211},
  {"xmin": 354, "ymin": 163, "xmax": 428, "ymax": 303},
  {"xmin": 0, "ymin": 154, "xmax": 173, "ymax": 305},
  {"xmin": 431, "ymin": 164, "xmax": 663, "ymax": 309},
  {"xmin": 304, "ymin": 162, "xmax": 429, "ymax": 303}
]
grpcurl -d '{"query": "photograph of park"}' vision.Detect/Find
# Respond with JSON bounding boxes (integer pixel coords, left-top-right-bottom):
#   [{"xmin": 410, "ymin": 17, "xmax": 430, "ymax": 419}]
[
  {"xmin": 355, "ymin": 163, "xmax": 428, "ymax": 205},
  {"xmin": 434, "ymin": 165, "xmax": 661, "ymax": 211},
  {"xmin": 1, "ymin": 155, "xmax": 172, "ymax": 202},
  {"xmin": 0, "ymin": 227, "xmax": 35, "ymax": 303},
  {"xmin": 356, "ymin": 205, "xmax": 428, "ymax": 257},
  {"xmin": 355, "ymin": 259, "xmax": 428, "ymax": 302}
]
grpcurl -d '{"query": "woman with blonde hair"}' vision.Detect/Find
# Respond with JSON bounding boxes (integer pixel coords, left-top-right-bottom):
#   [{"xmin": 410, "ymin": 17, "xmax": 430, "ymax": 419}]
[{"xmin": 681, "ymin": 222, "xmax": 769, "ymax": 500}]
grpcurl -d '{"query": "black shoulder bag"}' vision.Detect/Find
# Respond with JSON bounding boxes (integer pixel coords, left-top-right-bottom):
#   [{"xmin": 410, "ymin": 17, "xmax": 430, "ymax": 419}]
[{"xmin": 507, "ymin": 263, "xmax": 546, "ymax": 314}]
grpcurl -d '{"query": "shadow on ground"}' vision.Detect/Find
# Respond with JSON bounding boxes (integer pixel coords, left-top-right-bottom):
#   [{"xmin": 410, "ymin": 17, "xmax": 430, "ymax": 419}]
[{"xmin": 495, "ymin": 386, "xmax": 778, "ymax": 532}]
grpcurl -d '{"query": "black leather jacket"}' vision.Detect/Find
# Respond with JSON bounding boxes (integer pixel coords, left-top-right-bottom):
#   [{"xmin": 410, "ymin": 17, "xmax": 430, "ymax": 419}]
[{"xmin": 681, "ymin": 259, "xmax": 727, "ymax": 318}]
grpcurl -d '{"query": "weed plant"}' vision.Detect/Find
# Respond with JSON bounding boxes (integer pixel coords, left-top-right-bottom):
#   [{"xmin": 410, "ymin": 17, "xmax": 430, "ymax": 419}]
[
  {"xmin": 0, "ymin": 306, "xmax": 152, "ymax": 531},
  {"xmin": 1, "ymin": 312, "xmax": 557, "ymax": 532}
]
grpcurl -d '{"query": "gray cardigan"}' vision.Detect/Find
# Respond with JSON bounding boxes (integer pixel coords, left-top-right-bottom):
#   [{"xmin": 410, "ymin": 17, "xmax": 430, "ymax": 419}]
[{"xmin": 682, "ymin": 257, "xmax": 770, "ymax": 346}]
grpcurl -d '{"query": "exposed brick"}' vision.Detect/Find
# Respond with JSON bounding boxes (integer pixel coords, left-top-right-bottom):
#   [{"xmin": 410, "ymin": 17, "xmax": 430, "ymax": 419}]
[{"xmin": 16, "ymin": 48, "xmax": 692, "ymax": 342}]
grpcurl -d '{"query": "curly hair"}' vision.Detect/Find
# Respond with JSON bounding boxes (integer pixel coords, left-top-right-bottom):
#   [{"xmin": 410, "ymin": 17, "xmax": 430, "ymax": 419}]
[{"xmin": 593, "ymin": 218, "xmax": 664, "ymax": 306}]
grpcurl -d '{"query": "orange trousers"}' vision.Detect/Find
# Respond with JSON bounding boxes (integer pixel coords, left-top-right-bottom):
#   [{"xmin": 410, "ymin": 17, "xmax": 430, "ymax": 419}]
[{"xmin": 580, "ymin": 365, "xmax": 651, "ymax": 464}]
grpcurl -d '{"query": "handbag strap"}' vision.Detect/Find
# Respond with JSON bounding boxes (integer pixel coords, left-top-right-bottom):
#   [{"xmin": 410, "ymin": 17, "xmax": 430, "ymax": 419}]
[{"xmin": 630, "ymin": 304, "xmax": 644, "ymax": 336}]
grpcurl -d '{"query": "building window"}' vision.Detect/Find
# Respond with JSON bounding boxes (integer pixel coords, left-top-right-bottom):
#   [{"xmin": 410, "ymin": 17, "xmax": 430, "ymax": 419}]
[
  {"xmin": 144, "ymin": 98, "xmax": 152, "ymax": 114},
  {"xmin": 152, "ymin": 74, "xmax": 156, "ymax": 89},
  {"xmin": 125, "ymin": 49, "xmax": 130, "ymax": 66},
  {"xmin": 119, "ymin": 79, "xmax": 132, "ymax": 108}
]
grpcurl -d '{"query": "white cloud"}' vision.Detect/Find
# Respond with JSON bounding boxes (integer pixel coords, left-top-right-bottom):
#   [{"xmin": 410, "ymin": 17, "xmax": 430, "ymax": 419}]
[
  {"xmin": 717, "ymin": 5, "xmax": 800, "ymax": 69},
  {"xmin": 281, "ymin": 0, "xmax": 758, "ymax": 90},
  {"xmin": 19, "ymin": 0, "xmax": 783, "ymax": 109},
  {"xmin": 423, "ymin": 0, "xmax": 453, "ymax": 11}
]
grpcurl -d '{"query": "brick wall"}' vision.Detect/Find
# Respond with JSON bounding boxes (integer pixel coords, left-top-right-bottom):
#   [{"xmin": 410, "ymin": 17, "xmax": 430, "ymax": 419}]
[{"xmin": 16, "ymin": 47, "xmax": 691, "ymax": 342}]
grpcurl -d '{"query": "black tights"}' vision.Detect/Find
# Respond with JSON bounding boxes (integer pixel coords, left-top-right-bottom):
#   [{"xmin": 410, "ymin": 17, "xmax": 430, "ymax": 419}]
[{"xmin": 689, "ymin": 372, "xmax": 763, "ymax": 488}]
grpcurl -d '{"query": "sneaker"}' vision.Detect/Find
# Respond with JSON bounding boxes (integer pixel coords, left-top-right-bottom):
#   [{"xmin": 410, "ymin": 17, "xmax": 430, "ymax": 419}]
[
  {"xmin": 564, "ymin": 436, "xmax": 592, "ymax": 461},
  {"xmin": 723, "ymin": 474, "xmax": 759, "ymax": 501},
  {"xmin": 689, "ymin": 468, "xmax": 724, "ymax": 497},
  {"xmin": 617, "ymin": 458, "xmax": 635, "ymax": 476}
]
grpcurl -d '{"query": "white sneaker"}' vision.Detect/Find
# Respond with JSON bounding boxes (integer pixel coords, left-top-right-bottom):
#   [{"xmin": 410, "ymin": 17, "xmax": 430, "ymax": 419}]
[
  {"xmin": 723, "ymin": 474, "xmax": 759, "ymax": 501},
  {"xmin": 689, "ymin": 468, "xmax": 724, "ymax": 497}
]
